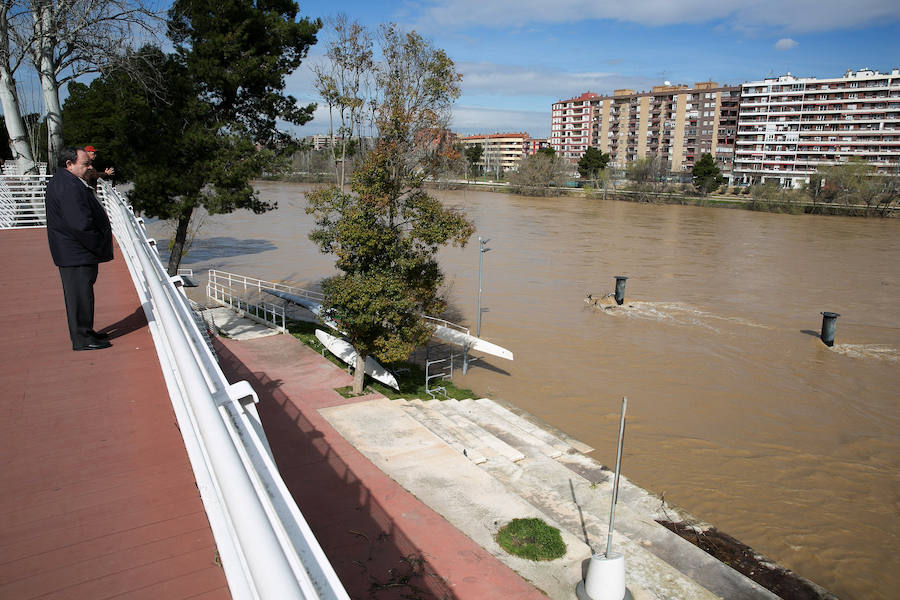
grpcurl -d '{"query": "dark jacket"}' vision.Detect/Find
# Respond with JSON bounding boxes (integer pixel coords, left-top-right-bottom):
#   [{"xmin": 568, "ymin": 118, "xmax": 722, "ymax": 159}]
[{"xmin": 45, "ymin": 168, "xmax": 113, "ymax": 266}]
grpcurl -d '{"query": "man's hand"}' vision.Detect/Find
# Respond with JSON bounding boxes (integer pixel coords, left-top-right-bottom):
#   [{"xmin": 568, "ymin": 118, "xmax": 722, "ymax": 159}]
[{"xmin": 104, "ymin": 167, "xmax": 115, "ymax": 176}]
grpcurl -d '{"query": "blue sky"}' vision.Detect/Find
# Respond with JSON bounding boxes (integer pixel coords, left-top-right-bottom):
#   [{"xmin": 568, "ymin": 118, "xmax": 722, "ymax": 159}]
[{"xmin": 289, "ymin": 0, "xmax": 900, "ymax": 138}]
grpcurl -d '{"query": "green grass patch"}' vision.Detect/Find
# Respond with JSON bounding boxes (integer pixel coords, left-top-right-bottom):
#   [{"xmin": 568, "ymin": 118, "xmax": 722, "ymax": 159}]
[
  {"xmin": 285, "ymin": 318, "xmax": 480, "ymax": 400},
  {"xmin": 496, "ymin": 518, "xmax": 566, "ymax": 561}
]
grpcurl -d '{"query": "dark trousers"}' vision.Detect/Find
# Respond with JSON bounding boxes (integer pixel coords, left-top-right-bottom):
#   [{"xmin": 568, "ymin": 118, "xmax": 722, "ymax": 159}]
[{"xmin": 58, "ymin": 264, "xmax": 99, "ymax": 348}]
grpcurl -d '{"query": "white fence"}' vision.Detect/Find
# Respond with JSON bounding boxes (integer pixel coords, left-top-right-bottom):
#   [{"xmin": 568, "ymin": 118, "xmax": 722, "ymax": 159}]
[
  {"xmin": 0, "ymin": 174, "xmax": 51, "ymax": 228},
  {"xmin": 206, "ymin": 270, "xmax": 294, "ymax": 332},
  {"xmin": 1, "ymin": 161, "xmax": 47, "ymax": 176},
  {"xmin": 1, "ymin": 175, "xmax": 349, "ymax": 600},
  {"xmin": 209, "ymin": 269, "xmax": 325, "ymax": 303}
]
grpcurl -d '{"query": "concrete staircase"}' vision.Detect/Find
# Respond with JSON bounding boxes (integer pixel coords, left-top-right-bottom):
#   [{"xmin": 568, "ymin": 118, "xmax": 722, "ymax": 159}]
[{"xmin": 392, "ymin": 397, "xmax": 779, "ymax": 600}]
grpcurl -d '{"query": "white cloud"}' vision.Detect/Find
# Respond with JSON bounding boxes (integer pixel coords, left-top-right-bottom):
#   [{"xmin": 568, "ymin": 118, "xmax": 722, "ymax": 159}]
[
  {"xmin": 285, "ymin": 57, "xmax": 663, "ymax": 138},
  {"xmin": 459, "ymin": 61, "xmax": 657, "ymax": 99},
  {"xmin": 416, "ymin": 0, "xmax": 900, "ymax": 34},
  {"xmin": 451, "ymin": 105, "xmax": 550, "ymax": 137},
  {"xmin": 775, "ymin": 38, "xmax": 798, "ymax": 50}
]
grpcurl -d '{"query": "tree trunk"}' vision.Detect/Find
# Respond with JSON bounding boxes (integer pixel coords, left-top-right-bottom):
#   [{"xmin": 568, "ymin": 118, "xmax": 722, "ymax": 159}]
[
  {"xmin": 0, "ymin": 6, "xmax": 35, "ymax": 173},
  {"xmin": 353, "ymin": 350, "xmax": 366, "ymax": 394},
  {"xmin": 167, "ymin": 206, "xmax": 194, "ymax": 276},
  {"xmin": 339, "ymin": 134, "xmax": 347, "ymax": 190},
  {"xmin": 33, "ymin": 3, "xmax": 63, "ymax": 170},
  {"xmin": 0, "ymin": 69, "xmax": 35, "ymax": 173},
  {"xmin": 38, "ymin": 69, "xmax": 63, "ymax": 171}
]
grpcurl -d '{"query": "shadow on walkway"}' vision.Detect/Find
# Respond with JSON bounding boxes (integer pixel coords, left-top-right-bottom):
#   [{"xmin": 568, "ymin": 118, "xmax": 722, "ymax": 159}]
[{"xmin": 214, "ymin": 340, "xmax": 458, "ymax": 600}]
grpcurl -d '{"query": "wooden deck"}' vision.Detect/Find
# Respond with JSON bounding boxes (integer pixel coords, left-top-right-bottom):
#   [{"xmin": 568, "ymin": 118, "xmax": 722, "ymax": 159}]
[{"xmin": 0, "ymin": 228, "xmax": 230, "ymax": 600}]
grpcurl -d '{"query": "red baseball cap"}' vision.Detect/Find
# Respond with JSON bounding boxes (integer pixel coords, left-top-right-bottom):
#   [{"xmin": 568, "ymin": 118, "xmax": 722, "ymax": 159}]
[{"xmin": 84, "ymin": 145, "xmax": 97, "ymax": 152}]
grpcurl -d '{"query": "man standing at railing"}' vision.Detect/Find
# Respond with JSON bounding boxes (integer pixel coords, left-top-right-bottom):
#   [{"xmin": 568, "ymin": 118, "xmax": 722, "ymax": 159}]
[
  {"xmin": 45, "ymin": 146, "xmax": 114, "ymax": 351},
  {"xmin": 83, "ymin": 145, "xmax": 115, "ymax": 190}
]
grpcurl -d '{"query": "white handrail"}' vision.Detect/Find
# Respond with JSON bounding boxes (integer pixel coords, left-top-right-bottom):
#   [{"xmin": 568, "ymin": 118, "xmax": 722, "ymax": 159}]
[
  {"xmin": 96, "ymin": 181, "xmax": 349, "ymax": 599},
  {"xmin": 2, "ymin": 175, "xmax": 348, "ymax": 600}
]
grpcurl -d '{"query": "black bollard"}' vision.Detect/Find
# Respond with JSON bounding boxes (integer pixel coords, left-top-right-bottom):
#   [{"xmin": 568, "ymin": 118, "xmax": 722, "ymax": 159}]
[
  {"xmin": 614, "ymin": 276, "xmax": 628, "ymax": 305},
  {"xmin": 820, "ymin": 312, "xmax": 840, "ymax": 347}
]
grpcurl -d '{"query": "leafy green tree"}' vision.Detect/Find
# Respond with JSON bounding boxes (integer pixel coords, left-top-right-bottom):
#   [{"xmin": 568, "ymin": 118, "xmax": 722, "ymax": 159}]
[
  {"xmin": 167, "ymin": 0, "xmax": 320, "ymax": 144},
  {"xmin": 64, "ymin": 46, "xmax": 279, "ymax": 272},
  {"xmin": 577, "ymin": 146, "xmax": 609, "ymax": 182},
  {"xmin": 307, "ymin": 25, "xmax": 473, "ymax": 394},
  {"xmin": 66, "ymin": 0, "xmax": 321, "ymax": 275},
  {"xmin": 692, "ymin": 153, "xmax": 724, "ymax": 194},
  {"xmin": 536, "ymin": 146, "xmax": 556, "ymax": 158},
  {"xmin": 464, "ymin": 143, "xmax": 483, "ymax": 179}
]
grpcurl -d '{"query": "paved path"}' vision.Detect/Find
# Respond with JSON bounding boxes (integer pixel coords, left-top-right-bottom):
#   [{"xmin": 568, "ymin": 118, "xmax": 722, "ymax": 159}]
[
  {"xmin": 215, "ymin": 333, "xmax": 548, "ymax": 600},
  {"xmin": 0, "ymin": 228, "xmax": 229, "ymax": 600}
]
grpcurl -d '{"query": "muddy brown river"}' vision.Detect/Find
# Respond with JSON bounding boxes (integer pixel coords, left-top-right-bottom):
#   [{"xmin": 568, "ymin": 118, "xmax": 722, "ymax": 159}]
[{"xmin": 149, "ymin": 182, "xmax": 899, "ymax": 599}]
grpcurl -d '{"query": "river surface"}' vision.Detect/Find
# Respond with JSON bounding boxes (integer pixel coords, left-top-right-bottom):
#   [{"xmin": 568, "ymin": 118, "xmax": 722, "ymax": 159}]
[{"xmin": 148, "ymin": 181, "xmax": 899, "ymax": 599}]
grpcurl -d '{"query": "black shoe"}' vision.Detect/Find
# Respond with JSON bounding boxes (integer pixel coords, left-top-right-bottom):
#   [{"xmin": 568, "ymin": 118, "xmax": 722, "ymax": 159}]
[
  {"xmin": 74, "ymin": 340, "xmax": 112, "ymax": 351},
  {"xmin": 90, "ymin": 330, "xmax": 109, "ymax": 340}
]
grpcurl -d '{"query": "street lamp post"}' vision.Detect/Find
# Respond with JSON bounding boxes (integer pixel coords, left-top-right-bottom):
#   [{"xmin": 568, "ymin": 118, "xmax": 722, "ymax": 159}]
[{"xmin": 476, "ymin": 236, "xmax": 491, "ymax": 338}]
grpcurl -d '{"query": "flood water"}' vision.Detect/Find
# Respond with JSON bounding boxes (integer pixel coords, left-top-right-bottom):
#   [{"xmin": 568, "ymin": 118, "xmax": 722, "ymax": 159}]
[{"xmin": 149, "ymin": 181, "xmax": 899, "ymax": 599}]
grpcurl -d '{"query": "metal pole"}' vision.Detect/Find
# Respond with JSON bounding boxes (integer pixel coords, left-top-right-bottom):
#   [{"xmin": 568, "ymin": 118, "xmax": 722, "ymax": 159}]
[
  {"xmin": 605, "ymin": 396, "xmax": 627, "ymax": 558},
  {"xmin": 476, "ymin": 237, "xmax": 490, "ymax": 338}
]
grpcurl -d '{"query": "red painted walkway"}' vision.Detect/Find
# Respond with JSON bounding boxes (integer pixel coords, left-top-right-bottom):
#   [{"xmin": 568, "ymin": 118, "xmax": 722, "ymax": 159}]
[
  {"xmin": 0, "ymin": 228, "xmax": 230, "ymax": 599},
  {"xmin": 215, "ymin": 334, "xmax": 547, "ymax": 600}
]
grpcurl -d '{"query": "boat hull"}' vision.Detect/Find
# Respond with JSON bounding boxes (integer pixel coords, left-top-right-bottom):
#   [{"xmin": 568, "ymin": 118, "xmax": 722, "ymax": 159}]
[{"xmin": 315, "ymin": 329, "xmax": 400, "ymax": 390}]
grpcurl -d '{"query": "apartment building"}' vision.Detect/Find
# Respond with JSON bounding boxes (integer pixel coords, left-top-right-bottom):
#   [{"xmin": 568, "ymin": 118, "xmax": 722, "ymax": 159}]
[
  {"xmin": 550, "ymin": 92, "xmax": 598, "ymax": 160},
  {"xmin": 551, "ymin": 83, "xmax": 740, "ymax": 177},
  {"xmin": 734, "ymin": 68, "xmax": 900, "ymax": 188},
  {"xmin": 460, "ymin": 133, "xmax": 532, "ymax": 172},
  {"xmin": 525, "ymin": 138, "xmax": 550, "ymax": 155}
]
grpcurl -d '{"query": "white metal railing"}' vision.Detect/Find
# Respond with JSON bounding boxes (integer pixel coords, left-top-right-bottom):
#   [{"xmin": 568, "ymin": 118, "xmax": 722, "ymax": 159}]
[
  {"xmin": 0, "ymin": 175, "xmax": 349, "ymax": 599},
  {"xmin": 1, "ymin": 161, "xmax": 46, "ymax": 176},
  {"xmin": 0, "ymin": 174, "xmax": 51, "ymax": 228},
  {"xmin": 96, "ymin": 181, "xmax": 349, "ymax": 600},
  {"xmin": 210, "ymin": 269, "xmax": 324, "ymax": 302},
  {"xmin": 207, "ymin": 269, "xmax": 323, "ymax": 331},
  {"xmin": 423, "ymin": 314, "xmax": 470, "ymax": 335}
]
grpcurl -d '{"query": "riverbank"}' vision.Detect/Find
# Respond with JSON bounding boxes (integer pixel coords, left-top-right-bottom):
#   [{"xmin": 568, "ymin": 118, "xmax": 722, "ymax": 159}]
[
  {"xmin": 270, "ymin": 175, "xmax": 897, "ymax": 217},
  {"xmin": 209, "ymin": 303, "xmax": 838, "ymax": 599},
  {"xmin": 150, "ymin": 181, "xmax": 900, "ymax": 598},
  {"xmin": 425, "ymin": 180, "xmax": 898, "ymax": 217}
]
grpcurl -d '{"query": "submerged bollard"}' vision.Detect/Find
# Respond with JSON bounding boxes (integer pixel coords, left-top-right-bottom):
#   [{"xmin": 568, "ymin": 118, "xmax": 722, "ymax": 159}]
[
  {"xmin": 820, "ymin": 312, "xmax": 840, "ymax": 347},
  {"xmin": 614, "ymin": 276, "xmax": 628, "ymax": 306}
]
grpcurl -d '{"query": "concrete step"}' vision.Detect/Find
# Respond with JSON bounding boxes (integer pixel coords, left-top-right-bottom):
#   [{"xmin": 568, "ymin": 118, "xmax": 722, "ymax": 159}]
[
  {"xmin": 398, "ymin": 399, "xmax": 487, "ymax": 464},
  {"xmin": 453, "ymin": 398, "xmax": 564, "ymax": 459},
  {"xmin": 475, "ymin": 397, "xmax": 592, "ymax": 455},
  {"xmin": 476, "ymin": 447, "xmax": 778, "ymax": 600},
  {"xmin": 427, "ymin": 400, "xmax": 526, "ymax": 463},
  {"xmin": 207, "ymin": 306, "xmax": 281, "ymax": 340},
  {"xmin": 322, "ymin": 398, "xmax": 725, "ymax": 600}
]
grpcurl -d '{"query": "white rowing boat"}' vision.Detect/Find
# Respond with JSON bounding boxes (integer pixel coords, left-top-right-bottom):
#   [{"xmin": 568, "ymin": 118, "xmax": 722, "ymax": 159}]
[
  {"xmin": 263, "ymin": 289, "xmax": 339, "ymax": 330},
  {"xmin": 315, "ymin": 329, "xmax": 400, "ymax": 390},
  {"xmin": 432, "ymin": 325, "xmax": 514, "ymax": 361},
  {"xmin": 265, "ymin": 288, "xmax": 512, "ymax": 362}
]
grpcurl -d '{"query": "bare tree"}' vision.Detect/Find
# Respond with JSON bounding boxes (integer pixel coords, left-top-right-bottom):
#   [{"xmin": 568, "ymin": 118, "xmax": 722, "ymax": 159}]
[
  {"xmin": 0, "ymin": 0, "xmax": 36, "ymax": 171},
  {"xmin": 3, "ymin": 0, "xmax": 162, "ymax": 168},
  {"xmin": 509, "ymin": 153, "xmax": 567, "ymax": 195},
  {"xmin": 626, "ymin": 154, "xmax": 669, "ymax": 201},
  {"xmin": 313, "ymin": 14, "xmax": 373, "ymax": 189}
]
